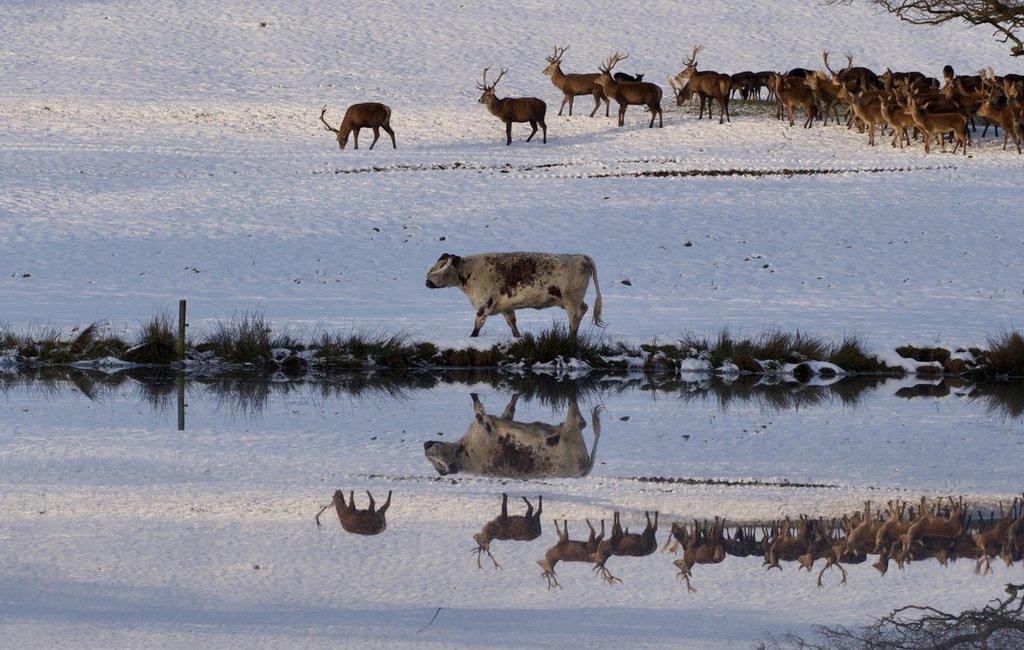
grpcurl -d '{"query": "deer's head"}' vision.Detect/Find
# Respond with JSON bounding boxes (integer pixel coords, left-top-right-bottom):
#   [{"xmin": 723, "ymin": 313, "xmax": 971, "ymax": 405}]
[
  {"xmin": 476, "ymin": 66, "xmax": 506, "ymax": 104},
  {"xmin": 542, "ymin": 45, "xmax": 568, "ymax": 76}
]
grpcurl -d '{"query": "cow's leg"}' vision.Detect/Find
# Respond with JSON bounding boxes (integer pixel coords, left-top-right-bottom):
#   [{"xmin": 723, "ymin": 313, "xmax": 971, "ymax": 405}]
[
  {"xmin": 500, "ymin": 393, "xmax": 519, "ymax": 419},
  {"xmin": 471, "ymin": 392, "xmax": 487, "ymax": 418},
  {"xmin": 566, "ymin": 303, "xmax": 584, "ymax": 338},
  {"xmin": 503, "ymin": 311, "xmax": 521, "ymax": 338}
]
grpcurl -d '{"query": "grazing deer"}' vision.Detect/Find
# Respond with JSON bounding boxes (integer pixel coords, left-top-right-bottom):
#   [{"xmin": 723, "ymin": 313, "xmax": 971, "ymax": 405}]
[
  {"xmin": 906, "ymin": 92, "xmax": 969, "ymax": 155},
  {"xmin": 672, "ymin": 45, "xmax": 731, "ymax": 124},
  {"xmin": 477, "ymin": 67, "xmax": 547, "ymax": 146},
  {"xmin": 315, "ymin": 489, "xmax": 391, "ymax": 535},
  {"xmin": 590, "ymin": 511, "xmax": 659, "ymax": 584},
  {"xmin": 319, "ymin": 103, "xmax": 396, "ymax": 151},
  {"xmin": 671, "ymin": 518, "xmax": 726, "ymax": 593},
  {"xmin": 595, "ymin": 52, "xmax": 663, "ymax": 128},
  {"xmin": 473, "ymin": 493, "xmax": 543, "ymax": 569},
  {"xmin": 541, "ymin": 45, "xmax": 610, "ymax": 117},
  {"xmin": 769, "ymin": 72, "xmax": 817, "ymax": 128},
  {"xmin": 537, "ymin": 518, "xmax": 605, "ymax": 589}
]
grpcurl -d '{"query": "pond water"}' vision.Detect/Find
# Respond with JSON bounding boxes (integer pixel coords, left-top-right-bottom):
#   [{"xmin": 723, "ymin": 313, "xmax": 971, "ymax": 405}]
[{"xmin": 1, "ymin": 368, "xmax": 1021, "ymax": 647}]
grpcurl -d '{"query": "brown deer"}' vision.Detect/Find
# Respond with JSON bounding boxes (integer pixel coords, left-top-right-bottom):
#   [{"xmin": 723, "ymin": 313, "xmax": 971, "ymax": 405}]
[
  {"xmin": 769, "ymin": 72, "xmax": 817, "ymax": 128},
  {"xmin": 672, "ymin": 45, "xmax": 731, "ymax": 124},
  {"xmin": 594, "ymin": 53, "xmax": 663, "ymax": 128},
  {"xmin": 764, "ymin": 515, "xmax": 812, "ymax": 570},
  {"xmin": 477, "ymin": 67, "xmax": 547, "ymax": 146},
  {"xmin": 671, "ymin": 518, "xmax": 726, "ymax": 593},
  {"xmin": 896, "ymin": 497, "xmax": 966, "ymax": 563},
  {"xmin": 319, "ymin": 104, "xmax": 396, "ymax": 151},
  {"xmin": 815, "ymin": 515, "xmax": 868, "ymax": 587},
  {"xmin": 541, "ymin": 45, "xmax": 610, "ymax": 117},
  {"xmin": 537, "ymin": 518, "xmax": 605, "ymax": 589},
  {"xmin": 823, "ymin": 51, "xmax": 879, "ymax": 94},
  {"xmin": 978, "ymin": 73, "xmax": 1023, "ymax": 153},
  {"xmin": 879, "ymin": 95, "xmax": 917, "ymax": 148},
  {"xmin": 906, "ymin": 92, "xmax": 968, "ymax": 155},
  {"xmin": 590, "ymin": 510, "xmax": 659, "ymax": 584},
  {"xmin": 472, "ymin": 493, "xmax": 543, "ymax": 569},
  {"xmin": 315, "ymin": 489, "xmax": 391, "ymax": 535}
]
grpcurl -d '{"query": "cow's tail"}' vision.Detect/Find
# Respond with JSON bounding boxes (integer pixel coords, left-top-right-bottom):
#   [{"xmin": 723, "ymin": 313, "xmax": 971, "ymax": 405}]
[{"xmin": 586, "ymin": 255, "xmax": 606, "ymax": 328}]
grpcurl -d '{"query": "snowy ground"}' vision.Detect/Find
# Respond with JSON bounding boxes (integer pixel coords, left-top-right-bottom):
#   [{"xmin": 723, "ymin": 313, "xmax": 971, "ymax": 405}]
[{"xmin": 2, "ymin": 1, "xmax": 1023, "ymax": 647}]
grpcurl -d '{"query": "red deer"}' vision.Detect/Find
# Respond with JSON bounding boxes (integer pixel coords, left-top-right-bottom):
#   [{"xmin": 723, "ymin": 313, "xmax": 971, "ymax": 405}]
[
  {"xmin": 823, "ymin": 51, "xmax": 879, "ymax": 94},
  {"xmin": 538, "ymin": 518, "xmax": 605, "ymax": 589},
  {"xmin": 315, "ymin": 489, "xmax": 391, "ymax": 535},
  {"xmin": 541, "ymin": 45, "xmax": 609, "ymax": 117},
  {"xmin": 319, "ymin": 103, "xmax": 396, "ymax": 151},
  {"xmin": 594, "ymin": 52, "xmax": 664, "ymax": 128},
  {"xmin": 614, "ymin": 71, "xmax": 645, "ymax": 82},
  {"xmin": 590, "ymin": 511, "xmax": 659, "ymax": 584},
  {"xmin": 978, "ymin": 72, "xmax": 1023, "ymax": 153},
  {"xmin": 769, "ymin": 72, "xmax": 817, "ymax": 128},
  {"xmin": 906, "ymin": 92, "xmax": 969, "ymax": 155},
  {"xmin": 670, "ymin": 518, "xmax": 726, "ymax": 593},
  {"xmin": 672, "ymin": 45, "xmax": 731, "ymax": 124},
  {"xmin": 472, "ymin": 493, "xmax": 543, "ymax": 569},
  {"xmin": 477, "ymin": 67, "xmax": 547, "ymax": 145}
]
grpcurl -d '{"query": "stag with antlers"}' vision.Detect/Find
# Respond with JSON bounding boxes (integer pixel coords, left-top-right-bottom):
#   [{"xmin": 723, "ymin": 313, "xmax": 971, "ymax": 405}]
[
  {"xmin": 594, "ymin": 52, "xmax": 663, "ymax": 128},
  {"xmin": 476, "ymin": 67, "xmax": 547, "ymax": 146},
  {"xmin": 670, "ymin": 45, "xmax": 731, "ymax": 124},
  {"xmin": 319, "ymin": 103, "xmax": 396, "ymax": 151},
  {"xmin": 541, "ymin": 45, "xmax": 610, "ymax": 117}
]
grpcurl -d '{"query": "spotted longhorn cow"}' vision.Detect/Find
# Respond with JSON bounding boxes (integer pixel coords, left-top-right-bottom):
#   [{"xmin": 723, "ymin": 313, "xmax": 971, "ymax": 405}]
[{"xmin": 424, "ymin": 251, "xmax": 604, "ymax": 337}]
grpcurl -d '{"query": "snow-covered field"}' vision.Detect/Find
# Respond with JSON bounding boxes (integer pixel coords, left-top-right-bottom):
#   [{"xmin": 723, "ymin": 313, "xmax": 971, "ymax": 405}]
[{"xmin": 2, "ymin": 1, "xmax": 1023, "ymax": 647}]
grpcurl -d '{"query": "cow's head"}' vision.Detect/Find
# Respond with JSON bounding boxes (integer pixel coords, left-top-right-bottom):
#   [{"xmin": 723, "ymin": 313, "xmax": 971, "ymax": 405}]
[
  {"xmin": 424, "ymin": 253, "xmax": 462, "ymax": 289},
  {"xmin": 423, "ymin": 439, "xmax": 465, "ymax": 475}
]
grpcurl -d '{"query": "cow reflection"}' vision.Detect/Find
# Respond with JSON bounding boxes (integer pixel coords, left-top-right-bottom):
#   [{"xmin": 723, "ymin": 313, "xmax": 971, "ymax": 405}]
[{"xmin": 423, "ymin": 393, "xmax": 601, "ymax": 478}]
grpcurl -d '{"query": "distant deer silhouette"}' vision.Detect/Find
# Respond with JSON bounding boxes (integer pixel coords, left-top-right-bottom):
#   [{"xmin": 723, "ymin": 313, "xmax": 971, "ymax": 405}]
[
  {"xmin": 315, "ymin": 489, "xmax": 391, "ymax": 535},
  {"xmin": 473, "ymin": 493, "xmax": 543, "ymax": 569}
]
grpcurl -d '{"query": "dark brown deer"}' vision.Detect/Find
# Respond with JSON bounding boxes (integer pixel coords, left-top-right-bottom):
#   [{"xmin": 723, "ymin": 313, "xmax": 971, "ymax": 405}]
[
  {"xmin": 823, "ymin": 51, "xmax": 879, "ymax": 94},
  {"xmin": 671, "ymin": 518, "xmax": 726, "ymax": 593},
  {"xmin": 537, "ymin": 518, "xmax": 605, "ymax": 589},
  {"xmin": 672, "ymin": 45, "xmax": 731, "ymax": 124},
  {"xmin": 315, "ymin": 489, "xmax": 391, "ymax": 535},
  {"xmin": 590, "ymin": 510, "xmax": 659, "ymax": 584},
  {"xmin": 594, "ymin": 53, "xmax": 663, "ymax": 128},
  {"xmin": 477, "ymin": 67, "xmax": 547, "ymax": 146},
  {"xmin": 541, "ymin": 45, "xmax": 609, "ymax": 117},
  {"xmin": 319, "ymin": 104, "xmax": 396, "ymax": 151},
  {"xmin": 472, "ymin": 493, "xmax": 543, "ymax": 569}
]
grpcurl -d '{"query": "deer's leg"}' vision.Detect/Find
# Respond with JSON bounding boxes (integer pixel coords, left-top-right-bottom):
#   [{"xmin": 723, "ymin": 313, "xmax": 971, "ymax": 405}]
[
  {"xmin": 522, "ymin": 496, "xmax": 534, "ymax": 518},
  {"xmin": 618, "ymin": 104, "xmax": 626, "ymax": 127},
  {"xmin": 559, "ymin": 94, "xmax": 569, "ymax": 116},
  {"xmin": 540, "ymin": 120, "xmax": 546, "ymax": 143},
  {"xmin": 502, "ymin": 311, "xmax": 521, "ymax": 337},
  {"xmin": 366, "ymin": 490, "xmax": 376, "ymax": 512},
  {"xmin": 383, "ymin": 125, "xmax": 396, "ymax": 149},
  {"xmin": 500, "ymin": 493, "xmax": 508, "ymax": 519},
  {"xmin": 380, "ymin": 490, "xmax": 392, "ymax": 514},
  {"xmin": 588, "ymin": 93, "xmax": 599, "ymax": 117},
  {"xmin": 505, "ymin": 121, "xmax": 512, "ymax": 146},
  {"xmin": 526, "ymin": 120, "xmax": 538, "ymax": 142},
  {"xmin": 604, "ymin": 96, "xmax": 610, "ymax": 117},
  {"xmin": 352, "ymin": 128, "xmax": 359, "ymax": 150},
  {"xmin": 535, "ymin": 495, "xmax": 542, "ymax": 518},
  {"xmin": 368, "ymin": 127, "xmax": 381, "ymax": 150}
]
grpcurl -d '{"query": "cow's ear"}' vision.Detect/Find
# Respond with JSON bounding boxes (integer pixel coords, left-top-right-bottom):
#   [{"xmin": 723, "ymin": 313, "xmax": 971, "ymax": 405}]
[
  {"xmin": 450, "ymin": 254, "xmax": 462, "ymax": 267},
  {"xmin": 439, "ymin": 252, "xmax": 452, "ymax": 261}
]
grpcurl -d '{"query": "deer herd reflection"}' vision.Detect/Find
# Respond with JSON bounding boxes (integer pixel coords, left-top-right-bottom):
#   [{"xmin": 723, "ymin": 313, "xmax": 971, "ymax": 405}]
[{"xmin": 316, "ymin": 492, "xmax": 1024, "ymax": 591}]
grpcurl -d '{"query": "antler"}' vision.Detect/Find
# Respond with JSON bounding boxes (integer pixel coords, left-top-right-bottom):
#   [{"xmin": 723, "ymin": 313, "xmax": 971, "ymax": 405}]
[
  {"xmin": 476, "ymin": 66, "xmax": 490, "ymax": 90},
  {"xmin": 823, "ymin": 51, "xmax": 838, "ymax": 76},
  {"xmin": 318, "ymin": 105, "xmax": 340, "ymax": 134},
  {"xmin": 843, "ymin": 52, "xmax": 854, "ymax": 74},
  {"xmin": 547, "ymin": 44, "xmax": 569, "ymax": 64},
  {"xmin": 600, "ymin": 51, "xmax": 629, "ymax": 73},
  {"xmin": 683, "ymin": 44, "xmax": 704, "ymax": 69}
]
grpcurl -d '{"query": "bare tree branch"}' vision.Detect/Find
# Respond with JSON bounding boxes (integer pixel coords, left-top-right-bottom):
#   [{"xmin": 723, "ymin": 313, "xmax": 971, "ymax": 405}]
[{"xmin": 825, "ymin": 1, "xmax": 1024, "ymax": 56}]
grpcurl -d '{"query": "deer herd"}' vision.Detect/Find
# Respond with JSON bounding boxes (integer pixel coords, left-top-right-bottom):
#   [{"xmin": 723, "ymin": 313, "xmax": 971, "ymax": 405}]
[
  {"xmin": 319, "ymin": 44, "xmax": 1024, "ymax": 155},
  {"xmin": 317, "ymin": 491, "xmax": 1024, "ymax": 592}
]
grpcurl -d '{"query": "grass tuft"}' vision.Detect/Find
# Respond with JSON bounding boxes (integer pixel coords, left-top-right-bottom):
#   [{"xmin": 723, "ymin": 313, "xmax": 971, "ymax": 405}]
[
  {"xmin": 201, "ymin": 313, "xmax": 273, "ymax": 365},
  {"xmin": 975, "ymin": 330, "xmax": 1024, "ymax": 378},
  {"xmin": 122, "ymin": 313, "xmax": 178, "ymax": 364}
]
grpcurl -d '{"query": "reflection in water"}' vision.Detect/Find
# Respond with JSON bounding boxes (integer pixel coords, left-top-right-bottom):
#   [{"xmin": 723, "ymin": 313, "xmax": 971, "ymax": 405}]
[
  {"xmin": 591, "ymin": 511, "xmax": 660, "ymax": 585},
  {"xmin": 423, "ymin": 394, "xmax": 601, "ymax": 479},
  {"xmin": 315, "ymin": 489, "xmax": 392, "ymax": 535},
  {"xmin": 4, "ymin": 367, "xmax": 1024, "ymax": 420},
  {"xmin": 472, "ymin": 493, "xmax": 543, "ymax": 569}
]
